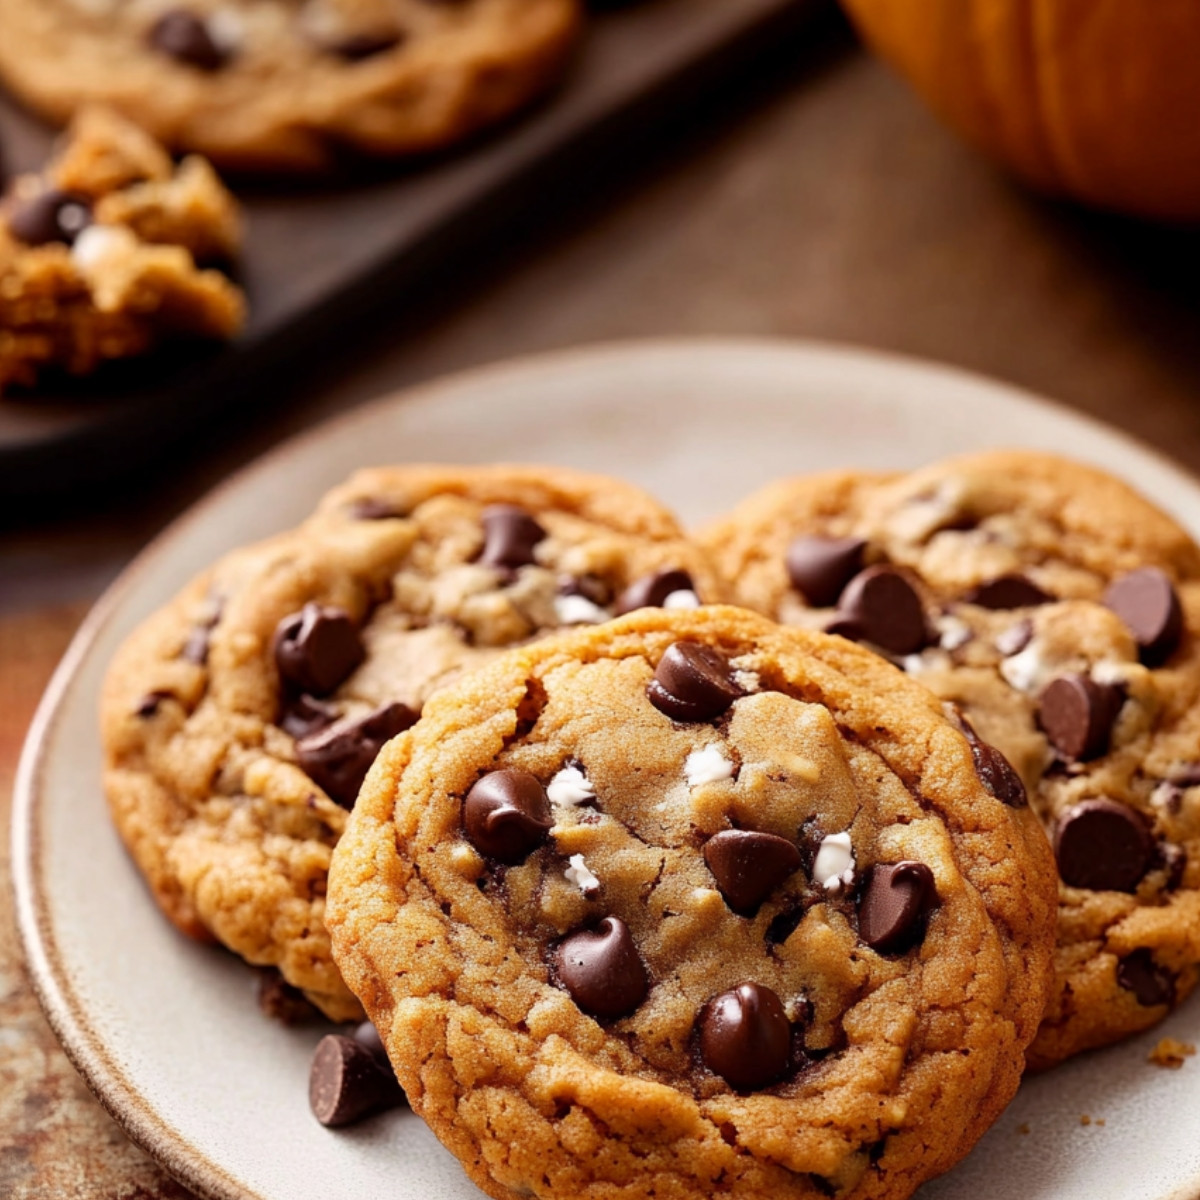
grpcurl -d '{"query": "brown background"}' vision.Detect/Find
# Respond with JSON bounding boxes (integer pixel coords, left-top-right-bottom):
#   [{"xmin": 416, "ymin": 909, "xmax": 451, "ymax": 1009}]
[{"xmin": 5, "ymin": 11, "xmax": 1200, "ymax": 1198}]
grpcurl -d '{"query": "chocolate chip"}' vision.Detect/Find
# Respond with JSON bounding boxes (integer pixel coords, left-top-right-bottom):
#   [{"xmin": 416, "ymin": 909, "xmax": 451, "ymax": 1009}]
[
  {"xmin": 1171, "ymin": 764, "xmax": 1200, "ymax": 788},
  {"xmin": 348, "ymin": 497, "xmax": 402, "ymax": 520},
  {"xmin": 1103, "ymin": 568, "xmax": 1184, "ymax": 666},
  {"xmin": 352, "ymin": 1020, "xmax": 389, "ymax": 1066},
  {"xmin": 785, "ymin": 536, "xmax": 867, "ymax": 607},
  {"xmin": 858, "ymin": 862, "xmax": 937, "ymax": 953},
  {"xmin": 309, "ymin": 1034, "xmax": 405, "ymax": 1128},
  {"xmin": 479, "ymin": 504, "xmax": 545, "ymax": 571},
  {"xmin": 703, "ymin": 831, "xmax": 802, "ymax": 915},
  {"xmin": 1116, "ymin": 949, "xmax": 1176, "ymax": 1007},
  {"xmin": 8, "ymin": 189, "xmax": 92, "ymax": 246},
  {"xmin": 964, "ymin": 575, "xmax": 1052, "ymax": 609},
  {"xmin": 1038, "ymin": 675, "xmax": 1124, "ymax": 762},
  {"xmin": 828, "ymin": 566, "xmax": 929, "ymax": 655},
  {"xmin": 615, "ymin": 568, "xmax": 697, "ymax": 615},
  {"xmin": 554, "ymin": 917, "xmax": 647, "ymax": 1018},
  {"xmin": 148, "ymin": 10, "xmax": 228, "ymax": 70},
  {"xmin": 273, "ymin": 603, "xmax": 364, "ymax": 696},
  {"xmin": 995, "ymin": 619, "xmax": 1034, "ymax": 657},
  {"xmin": 256, "ymin": 968, "xmax": 320, "ymax": 1026},
  {"xmin": 957, "ymin": 718, "xmax": 1026, "ymax": 807},
  {"xmin": 559, "ymin": 573, "xmax": 611, "ymax": 607},
  {"xmin": 330, "ymin": 30, "xmax": 404, "ymax": 59},
  {"xmin": 647, "ymin": 642, "xmax": 742, "ymax": 722},
  {"xmin": 699, "ymin": 983, "xmax": 791, "ymax": 1091},
  {"xmin": 280, "ymin": 693, "xmax": 340, "ymax": 740},
  {"xmin": 463, "ymin": 768, "xmax": 552, "ymax": 863},
  {"xmin": 1054, "ymin": 799, "xmax": 1155, "ymax": 892},
  {"xmin": 180, "ymin": 625, "xmax": 211, "ymax": 665},
  {"xmin": 134, "ymin": 690, "xmax": 174, "ymax": 718},
  {"xmin": 296, "ymin": 702, "xmax": 418, "ymax": 808}
]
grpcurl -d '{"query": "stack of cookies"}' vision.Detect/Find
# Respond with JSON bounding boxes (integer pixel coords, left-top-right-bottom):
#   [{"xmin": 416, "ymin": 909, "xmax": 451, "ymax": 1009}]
[{"xmin": 102, "ymin": 451, "xmax": 1200, "ymax": 1200}]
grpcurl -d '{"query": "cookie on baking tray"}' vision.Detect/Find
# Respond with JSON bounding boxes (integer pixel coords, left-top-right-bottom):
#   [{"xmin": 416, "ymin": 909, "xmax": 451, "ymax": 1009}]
[
  {"xmin": 101, "ymin": 464, "xmax": 725, "ymax": 1022},
  {"xmin": 700, "ymin": 450, "xmax": 1200, "ymax": 1068},
  {"xmin": 0, "ymin": 0, "xmax": 582, "ymax": 171},
  {"xmin": 326, "ymin": 605, "xmax": 1057, "ymax": 1200}
]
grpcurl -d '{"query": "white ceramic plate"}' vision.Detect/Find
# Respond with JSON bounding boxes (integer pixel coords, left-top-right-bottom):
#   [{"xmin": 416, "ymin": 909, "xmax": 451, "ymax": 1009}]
[{"xmin": 15, "ymin": 338, "xmax": 1200, "ymax": 1200}]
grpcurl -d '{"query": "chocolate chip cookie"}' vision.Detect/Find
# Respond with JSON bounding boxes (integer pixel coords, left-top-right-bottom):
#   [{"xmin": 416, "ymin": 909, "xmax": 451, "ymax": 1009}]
[
  {"xmin": 326, "ymin": 606, "xmax": 1057, "ymax": 1200},
  {"xmin": 1, "ymin": 105, "xmax": 243, "ymax": 394},
  {"xmin": 102, "ymin": 464, "xmax": 724, "ymax": 1022},
  {"xmin": 700, "ymin": 450, "xmax": 1200, "ymax": 1068},
  {"xmin": 0, "ymin": 0, "xmax": 581, "ymax": 171}
]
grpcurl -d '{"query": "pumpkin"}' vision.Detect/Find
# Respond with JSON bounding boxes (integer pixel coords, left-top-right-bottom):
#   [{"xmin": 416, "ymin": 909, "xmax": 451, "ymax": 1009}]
[{"xmin": 840, "ymin": 0, "xmax": 1200, "ymax": 222}]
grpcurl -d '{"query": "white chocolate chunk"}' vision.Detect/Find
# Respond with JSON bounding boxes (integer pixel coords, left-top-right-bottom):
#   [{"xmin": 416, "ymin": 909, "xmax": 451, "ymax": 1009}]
[
  {"xmin": 564, "ymin": 854, "xmax": 600, "ymax": 896},
  {"xmin": 685, "ymin": 745, "xmax": 734, "ymax": 787},
  {"xmin": 813, "ymin": 832, "xmax": 855, "ymax": 892},
  {"xmin": 70, "ymin": 224, "xmax": 135, "ymax": 272},
  {"xmin": 663, "ymin": 589, "xmax": 701, "ymax": 610},
  {"xmin": 999, "ymin": 639, "xmax": 1048, "ymax": 694},
  {"xmin": 936, "ymin": 614, "xmax": 972, "ymax": 651},
  {"xmin": 547, "ymin": 765, "xmax": 595, "ymax": 808},
  {"xmin": 554, "ymin": 593, "xmax": 609, "ymax": 626}
]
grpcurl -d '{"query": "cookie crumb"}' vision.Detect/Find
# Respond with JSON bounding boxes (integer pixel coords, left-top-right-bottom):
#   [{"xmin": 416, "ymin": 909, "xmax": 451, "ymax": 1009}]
[
  {"xmin": 1080, "ymin": 1114, "xmax": 1091, "ymax": 1126},
  {"xmin": 1149, "ymin": 1037, "xmax": 1196, "ymax": 1069}
]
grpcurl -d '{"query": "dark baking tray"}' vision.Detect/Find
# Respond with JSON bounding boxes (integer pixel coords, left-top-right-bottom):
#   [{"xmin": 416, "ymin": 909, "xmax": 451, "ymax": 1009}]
[{"xmin": 0, "ymin": 0, "xmax": 825, "ymax": 502}]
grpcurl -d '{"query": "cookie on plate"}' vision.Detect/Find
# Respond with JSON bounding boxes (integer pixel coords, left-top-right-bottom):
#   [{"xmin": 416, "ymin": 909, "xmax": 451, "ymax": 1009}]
[
  {"xmin": 102, "ymin": 464, "xmax": 724, "ymax": 1022},
  {"xmin": 0, "ymin": 105, "xmax": 243, "ymax": 394},
  {"xmin": 699, "ymin": 450, "xmax": 1200, "ymax": 1068},
  {"xmin": 0, "ymin": 0, "xmax": 582, "ymax": 171},
  {"xmin": 327, "ymin": 606, "xmax": 1057, "ymax": 1200}
]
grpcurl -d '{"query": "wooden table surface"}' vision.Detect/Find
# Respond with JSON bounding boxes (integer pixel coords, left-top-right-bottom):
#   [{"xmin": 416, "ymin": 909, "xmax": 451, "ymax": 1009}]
[{"xmin": 6, "ymin": 13, "xmax": 1200, "ymax": 1198}]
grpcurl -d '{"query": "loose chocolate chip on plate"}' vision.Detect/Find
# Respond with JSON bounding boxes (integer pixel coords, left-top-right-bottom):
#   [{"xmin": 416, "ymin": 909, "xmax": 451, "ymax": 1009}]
[
  {"xmin": 647, "ymin": 642, "xmax": 743, "ymax": 722},
  {"xmin": 784, "ymin": 536, "xmax": 867, "ymax": 608},
  {"xmin": 1103, "ymin": 567, "xmax": 1184, "ymax": 666},
  {"xmin": 309, "ymin": 1034, "xmax": 406, "ymax": 1128},
  {"xmin": 1117, "ymin": 949, "xmax": 1176, "ymax": 1008},
  {"xmin": 554, "ymin": 917, "xmax": 647, "ymax": 1018},
  {"xmin": 1054, "ymin": 798, "xmax": 1155, "ymax": 893},
  {"xmin": 957, "ymin": 718, "xmax": 1026, "ymax": 807},
  {"xmin": 352, "ymin": 1020, "xmax": 389, "ymax": 1066},
  {"xmin": 1038, "ymin": 675, "xmax": 1123, "ymax": 762},
  {"xmin": 479, "ymin": 504, "xmax": 545, "ymax": 570},
  {"xmin": 331, "ymin": 30, "xmax": 404, "ymax": 59},
  {"xmin": 463, "ymin": 768, "xmax": 553, "ymax": 863},
  {"xmin": 148, "ymin": 10, "xmax": 228, "ymax": 70},
  {"xmin": 699, "ymin": 982, "xmax": 791, "ymax": 1091},
  {"xmin": 273, "ymin": 603, "xmax": 364, "ymax": 696},
  {"xmin": 615, "ymin": 568, "xmax": 697, "ymax": 615},
  {"xmin": 828, "ymin": 566, "xmax": 929, "ymax": 656},
  {"xmin": 280, "ymin": 693, "xmax": 340, "ymax": 740},
  {"xmin": 256, "ymin": 968, "xmax": 320, "ymax": 1026},
  {"xmin": 296, "ymin": 702, "xmax": 418, "ymax": 809},
  {"xmin": 8, "ymin": 189, "xmax": 92, "ymax": 247},
  {"xmin": 703, "ymin": 830, "xmax": 802, "ymax": 915},
  {"xmin": 964, "ymin": 574, "xmax": 1052, "ymax": 610},
  {"xmin": 858, "ymin": 862, "xmax": 937, "ymax": 954}
]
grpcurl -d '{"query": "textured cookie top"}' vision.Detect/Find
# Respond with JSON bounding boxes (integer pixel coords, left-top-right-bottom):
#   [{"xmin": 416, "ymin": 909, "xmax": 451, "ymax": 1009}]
[
  {"xmin": 102, "ymin": 464, "xmax": 722, "ymax": 1021},
  {"xmin": 0, "ymin": 0, "xmax": 580, "ymax": 170},
  {"xmin": 700, "ymin": 451, "xmax": 1200, "ymax": 1067},
  {"xmin": 328, "ymin": 607, "xmax": 1057, "ymax": 1200}
]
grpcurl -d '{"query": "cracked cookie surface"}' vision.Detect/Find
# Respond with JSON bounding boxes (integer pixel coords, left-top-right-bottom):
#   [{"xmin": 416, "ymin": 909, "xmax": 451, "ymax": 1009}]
[
  {"xmin": 326, "ymin": 606, "xmax": 1056, "ymax": 1200},
  {"xmin": 0, "ymin": 0, "xmax": 581, "ymax": 171},
  {"xmin": 700, "ymin": 451, "xmax": 1200, "ymax": 1067},
  {"xmin": 102, "ymin": 464, "xmax": 723, "ymax": 1021}
]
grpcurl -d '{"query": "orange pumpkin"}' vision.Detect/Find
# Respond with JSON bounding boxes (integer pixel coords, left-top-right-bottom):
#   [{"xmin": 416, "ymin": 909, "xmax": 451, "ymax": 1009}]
[{"xmin": 841, "ymin": 0, "xmax": 1200, "ymax": 222}]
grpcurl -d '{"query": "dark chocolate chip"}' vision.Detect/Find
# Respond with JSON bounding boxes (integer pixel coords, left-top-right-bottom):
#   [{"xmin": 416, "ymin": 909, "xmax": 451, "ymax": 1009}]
[
  {"xmin": 478, "ymin": 504, "xmax": 545, "ymax": 571},
  {"xmin": 964, "ymin": 575, "xmax": 1052, "ymax": 610},
  {"xmin": 273, "ymin": 603, "xmax": 364, "ymax": 696},
  {"xmin": 1158, "ymin": 842, "xmax": 1188, "ymax": 891},
  {"xmin": 135, "ymin": 690, "xmax": 174, "ymax": 718},
  {"xmin": 8, "ymin": 189, "xmax": 92, "ymax": 246},
  {"xmin": 181, "ymin": 625, "xmax": 211, "ymax": 665},
  {"xmin": 699, "ymin": 982, "xmax": 791, "ymax": 1091},
  {"xmin": 1038, "ymin": 675, "xmax": 1124, "ymax": 762},
  {"xmin": 463, "ymin": 768, "xmax": 552, "ymax": 863},
  {"xmin": 647, "ymin": 642, "xmax": 742, "ymax": 722},
  {"xmin": 352, "ymin": 1020, "xmax": 389, "ymax": 1067},
  {"xmin": 280, "ymin": 693, "xmax": 341, "ymax": 740},
  {"xmin": 615, "ymin": 568, "xmax": 697, "ymax": 615},
  {"xmin": 1054, "ymin": 799, "xmax": 1155, "ymax": 892},
  {"xmin": 330, "ymin": 30, "xmax": 404, "ymax": 59},
  {"xmin": 1103, "ymin": 568, "xmax": 1184, "ymax": 666},
  {"xmin": 554, "ymin": 917, "xmax": 647, "ymax": 1018},
  {"xmin": 1171, "ymin": 763, "xmax": 1200, "ymax": 788},
  {"xmin": 295, "ymin": 702, "xmax": 418, "ymax": 808},
  {"xmin": 703, "ymin": 830, "xmax": 802, "ymax": 915},
  {"xmin": 957, "ymin": 718, "xmax": 1026, "ymax": 807},
  {"xmin": 995, "ymin": 619, "xmax": 1034, "ymax": 657},
  {"xmin": 348, "ymin": 497, "xmax": 402, "ymax": 520},
  {"xmin": 256, "ymin": 968, "xmax": 321, "ymax": 1025},
  {"xmin": 148, "ymin": 10, "xmax": 228, "ymax": 70},
  {"xmin": 858, "ymin": 862, "xmax": 937, "ymax": 954},
  {"xmin": 559, "ymin": 573, "xmax": 611, "ymax": 607},
  {"xmin": 1116, "ymin": 949, "xmax": 1176, "ymax": 1008},
  {"xmin": 829, "ymin": 566, "xmax": 929, "ymax": 655},
  {"xmin": 784, "ymin": 536, "xmax": 867, "ymax": 607},
  {"xmin": 309, "ymin": 1034, "xmax": 405, "ymax": 1128}
]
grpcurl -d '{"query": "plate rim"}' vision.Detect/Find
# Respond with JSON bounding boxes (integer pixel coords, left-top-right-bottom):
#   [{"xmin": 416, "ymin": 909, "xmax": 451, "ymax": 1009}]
[{"xmin": 15, "ymin": 333, "xmax": 1200, "ymax": 1200}]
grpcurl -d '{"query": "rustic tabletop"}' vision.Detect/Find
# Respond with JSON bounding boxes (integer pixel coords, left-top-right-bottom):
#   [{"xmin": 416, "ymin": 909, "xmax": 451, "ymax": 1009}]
[{"xmin": 5, "ymin": 13, "xmax": 1200, "ymax": 1199}]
